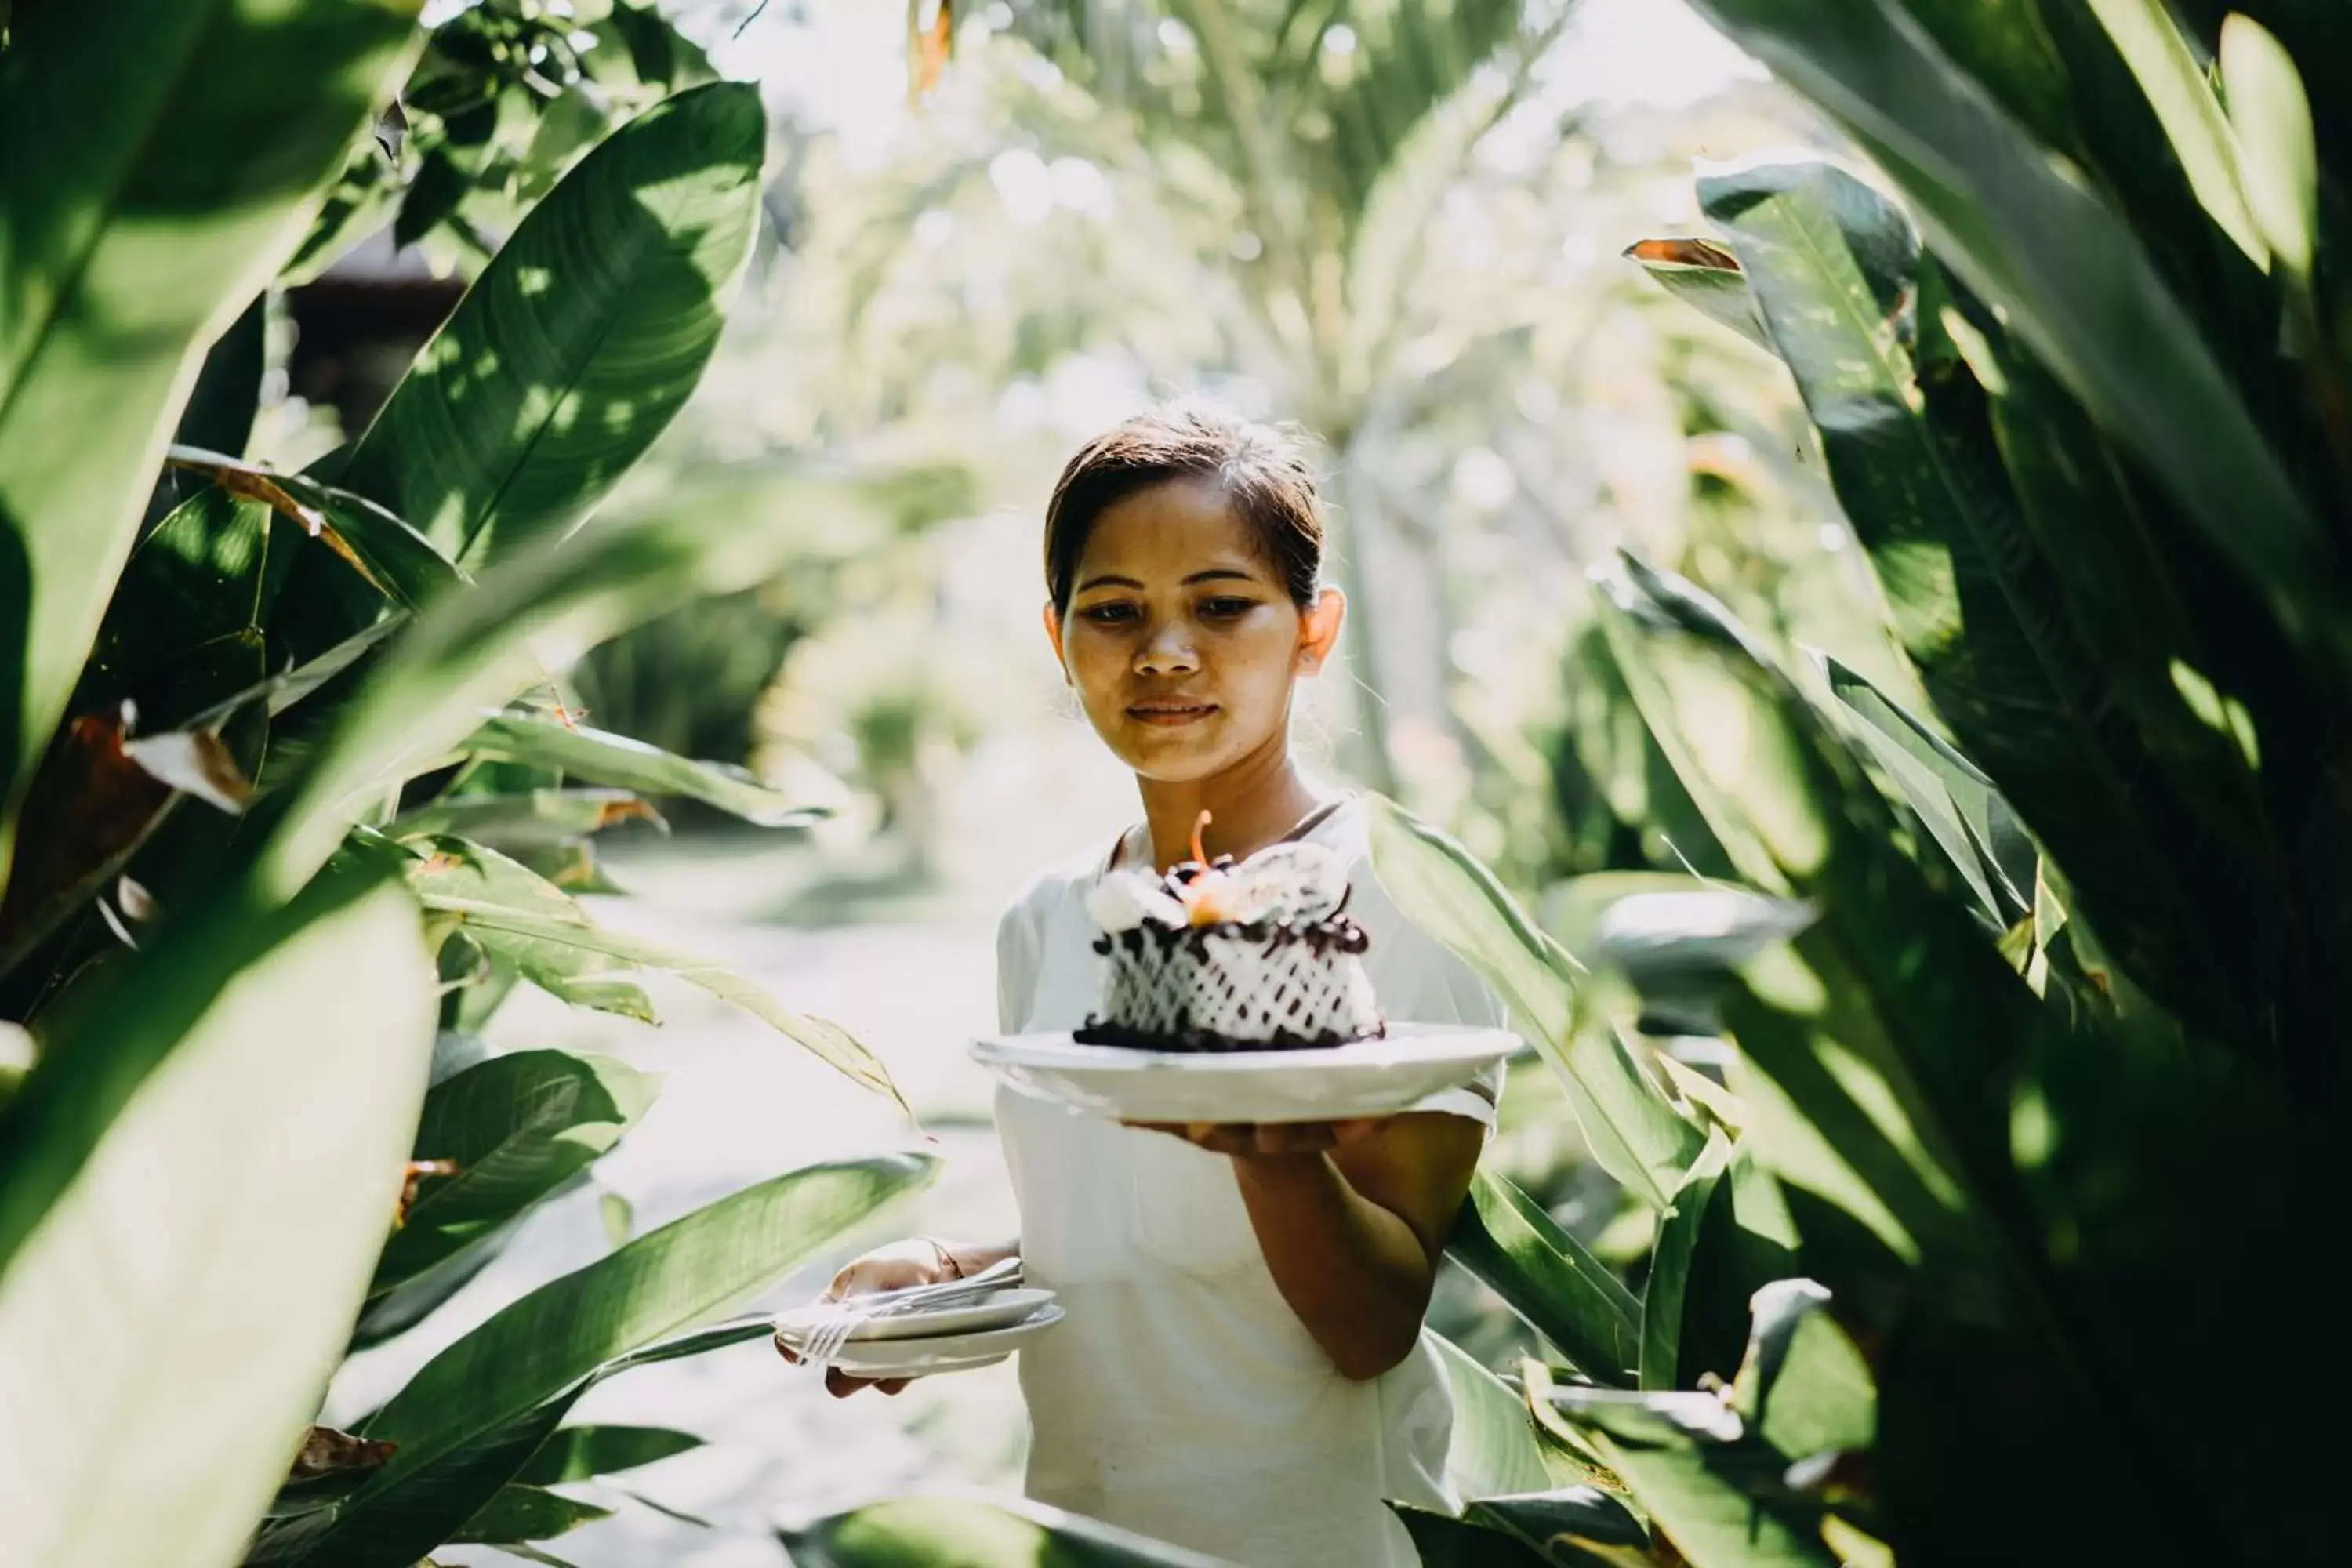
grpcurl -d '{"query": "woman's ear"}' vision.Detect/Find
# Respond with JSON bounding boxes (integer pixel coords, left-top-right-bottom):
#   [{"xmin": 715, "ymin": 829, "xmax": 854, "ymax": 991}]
[
  {"xmin": 1042, "ymin": 600, "xmax": 1069, "ymax": 677},
  {"xmin": 1296, "ymin": 586, "xmax": 1345, "ymax": 673}
]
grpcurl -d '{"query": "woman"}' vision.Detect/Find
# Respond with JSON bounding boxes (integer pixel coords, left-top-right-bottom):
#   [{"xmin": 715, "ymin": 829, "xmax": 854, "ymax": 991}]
[{"xmin": 793, "ymin": 402, "xmax": 1504, "ymax": 1566}]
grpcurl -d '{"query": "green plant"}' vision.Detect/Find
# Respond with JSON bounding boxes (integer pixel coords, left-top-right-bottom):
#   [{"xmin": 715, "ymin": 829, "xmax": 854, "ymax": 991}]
[
  {"xmin": 1337, "ymin": 3, "xmax": 2344, "ymax": 1563},
  {"xmin": 0, "ymin": 8, "xmax": 919, "ymax": 1566}
]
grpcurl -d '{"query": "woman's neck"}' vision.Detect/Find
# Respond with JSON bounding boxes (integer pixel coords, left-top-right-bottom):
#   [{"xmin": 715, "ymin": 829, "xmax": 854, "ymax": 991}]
[{"xmin": 1132, "ymin": 736, "xmax": 1330, "ymax": 872}]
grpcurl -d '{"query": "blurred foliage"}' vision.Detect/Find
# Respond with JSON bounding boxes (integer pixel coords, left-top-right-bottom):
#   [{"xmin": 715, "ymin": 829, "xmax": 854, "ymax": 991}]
[
  {"xmin": 0, "ymin": 8, "xmax": 921, "ymax": 1566},
  {"xmin": 289, "ymin": 0, "xmax": 717, "ymax": 282}
]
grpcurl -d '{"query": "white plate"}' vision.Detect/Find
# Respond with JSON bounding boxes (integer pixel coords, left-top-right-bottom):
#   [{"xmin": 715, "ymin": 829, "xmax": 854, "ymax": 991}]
[
  {"xmin": 968, "ymin": 1023, "xmax": 1519, "ymax": 1124},
  {"xmin": 786, "ymin": 1305, "xmax": 1066, "ymax": 1380},
  {"xmin": 771, "ymin": 1287, "xmax": 1056, "ymax": 1343}
]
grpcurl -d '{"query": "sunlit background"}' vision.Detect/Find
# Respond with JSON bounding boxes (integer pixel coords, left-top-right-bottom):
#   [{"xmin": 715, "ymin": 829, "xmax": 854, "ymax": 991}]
[{"xmin": 263, "ymin": 3, "xmax": 1893, "ymax": 1563}]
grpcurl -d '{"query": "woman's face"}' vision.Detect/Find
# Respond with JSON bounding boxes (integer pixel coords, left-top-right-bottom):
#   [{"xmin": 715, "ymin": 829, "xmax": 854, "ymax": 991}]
[{"xmin": 1047, "ymin": 477, "xmax": 1342, "ymax": 784}]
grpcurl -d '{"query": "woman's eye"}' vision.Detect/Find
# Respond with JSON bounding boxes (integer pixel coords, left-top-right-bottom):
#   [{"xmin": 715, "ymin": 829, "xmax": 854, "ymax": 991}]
[
  {"xmin": 1200, "ymin": 597, "xmax": 1256, "ymax": 619},
  {"xmin": 1080, "ymin": 602, "xmax": 1138, "ymax": 625}
]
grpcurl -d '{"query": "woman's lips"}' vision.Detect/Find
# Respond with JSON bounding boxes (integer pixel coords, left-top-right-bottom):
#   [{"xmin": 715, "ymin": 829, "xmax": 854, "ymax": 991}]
[{"xmin": 1127, "ymin": 702, "xmax": 1218, "ymax": 727}]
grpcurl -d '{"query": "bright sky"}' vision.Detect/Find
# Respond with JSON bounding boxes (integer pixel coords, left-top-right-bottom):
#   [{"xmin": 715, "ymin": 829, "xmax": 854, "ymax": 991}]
[{"xmin": 704, "ymin": 0, "xmax": 1763, "ymax": 161}]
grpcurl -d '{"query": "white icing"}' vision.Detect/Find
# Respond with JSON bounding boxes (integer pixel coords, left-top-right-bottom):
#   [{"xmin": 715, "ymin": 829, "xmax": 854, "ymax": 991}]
[{"xmin": 1086, "ymin": 872, "xmax": 1188, "ymax": 932}]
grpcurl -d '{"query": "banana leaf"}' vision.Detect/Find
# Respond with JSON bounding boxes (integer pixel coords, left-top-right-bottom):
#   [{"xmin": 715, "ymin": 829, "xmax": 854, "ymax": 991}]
[
  {"xmin": 1624, "ymin": 238, "xmax": 1773, "ymax": 351},
  {"xmin": 0, "ymin": 866, "xmax": 434, "ymax": 1568},
  {"xmin": 0, "ymin": 0, "xmax": 422, "ymax": 885}
]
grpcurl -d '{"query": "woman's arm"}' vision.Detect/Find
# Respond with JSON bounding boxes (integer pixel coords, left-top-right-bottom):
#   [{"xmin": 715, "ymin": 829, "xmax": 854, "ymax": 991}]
[{"xmin": 1226, "ymin": 1112, "xmax": 1484, "ymax": 1381}]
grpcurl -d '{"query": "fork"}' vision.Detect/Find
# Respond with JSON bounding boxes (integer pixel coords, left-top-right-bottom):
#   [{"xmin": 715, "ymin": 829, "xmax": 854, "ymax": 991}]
[{"xmin": 786, "ymin": 1255, "xmax": 1023, "ymax": 1374}]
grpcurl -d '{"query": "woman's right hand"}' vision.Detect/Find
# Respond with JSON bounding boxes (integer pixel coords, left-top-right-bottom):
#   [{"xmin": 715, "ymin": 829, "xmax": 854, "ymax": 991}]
[{"xmin": 775, "ymin": 1236, "xmax": 963, "ymax": 1399}]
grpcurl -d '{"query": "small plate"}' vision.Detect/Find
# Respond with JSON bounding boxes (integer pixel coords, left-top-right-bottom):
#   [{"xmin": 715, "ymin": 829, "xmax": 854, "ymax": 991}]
[
  {"xmin": 969, "ymin": 1023, "xmax": 1519, "ymax": 1124},
  {"xmin": 787, "ymin": 1304, "xmax": 1066, "ymax": 1380},
  {"xmin": 772, "ymin": 1287, "xmax": 1056, "ymax": 1343}
]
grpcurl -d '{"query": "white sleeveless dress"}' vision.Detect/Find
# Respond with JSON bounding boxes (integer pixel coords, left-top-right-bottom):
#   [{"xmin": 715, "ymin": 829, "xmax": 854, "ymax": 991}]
[{"xmin": 991, "ymin": 794, "xmax": 1507, "ymax": 1566}]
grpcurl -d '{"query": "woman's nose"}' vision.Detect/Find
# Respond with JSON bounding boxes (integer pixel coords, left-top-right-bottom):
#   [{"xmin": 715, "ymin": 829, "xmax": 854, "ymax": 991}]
[{"xmin": 1134, "ymin": 625, "xmax": 1199, "ymax": 675}]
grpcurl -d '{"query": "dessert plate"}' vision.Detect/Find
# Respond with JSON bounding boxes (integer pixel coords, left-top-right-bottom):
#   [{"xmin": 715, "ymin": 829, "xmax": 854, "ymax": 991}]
[
  {"xmin": 771, "ymin": 1287, "xmax": 1057, "ymax": 1343},
  {"xmin": 969, "ymin": 1024, "xmax": 1520, "ymax": 1124},
  {"xmin": 775, "ymin": 1305, "xmax": 1066, "ymax": 1380}
]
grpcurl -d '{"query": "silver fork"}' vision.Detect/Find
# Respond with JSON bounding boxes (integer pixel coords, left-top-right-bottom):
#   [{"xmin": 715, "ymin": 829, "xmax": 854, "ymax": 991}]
[{"xmin": 787, "ymin": 1255, "xmax": 1023, "ymax": 1374}]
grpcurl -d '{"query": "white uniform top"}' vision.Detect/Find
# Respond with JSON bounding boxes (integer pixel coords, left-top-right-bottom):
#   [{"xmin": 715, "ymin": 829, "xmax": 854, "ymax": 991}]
[{"xmin": 991, "ymin": 793, "xmax": 1507, "ymax": 1567}]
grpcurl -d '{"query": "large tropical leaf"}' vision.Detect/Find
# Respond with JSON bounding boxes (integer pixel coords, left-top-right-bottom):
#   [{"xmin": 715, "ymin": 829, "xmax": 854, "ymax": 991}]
[
  {"xmin": 1678, "ymin": 0, "xmax": 2352, "ymax": 655},
  {"xmin": 782, "ymin": 1494, "xmax": 1229, "ymax": 1568},
  {"xmin": 460, "ymin": 710, "xmax": 827, "ymax": 826},
  {"xmin": 1365, "ymin": 794, "xmax": 1704, "ymax": 1210},
  {"xmin": 252, "ymin": 1313, "xmax": 772, "ymax": 1568},
  {"xmin": 1693, "ymin": 156, "xmax": 2285, "ymax": 1040},
  {"xmin": 513, "ymin": 1425, "xmax": 703, "ymax": 1486},
  {"xmin": 1433, "ymin": 1331, "xmax": 1561, "ymax": 1501},
  {"xmin": 1596, "ymin": 553, "xmax": 2293, "ymax": 1560},
  {"xmin": 332, "ymin": 80, "xmax": 764, "ymax": 575},
  {"xmin": 369, "ymin": 1047, "xmax": 659, "ymax": 1298},
  {"xmin": 1547, "ymin": 1282, "xmax": 1871, "ymax": 1568},
  {"xmin": 1446, "ymin": 1170, "xmax": 1639, "ymax": 1386},
  {"xmin": 0, "ymin": 866, "xmax": 434, "ymax": 1568},
  {"xmin": 401, "ymin": 837, "xmax": 906, "ymax": 1109},
  {"xmin": 251, "ymin": 436, "xmax": 880, "ymax": 905},
  {"xmin": 270, "ymin": 1155, "xmax": 936, "ymax": 1567},
  {"xmin": 0, "ymin": 0, "xmax": 421, "ymax": 886}
]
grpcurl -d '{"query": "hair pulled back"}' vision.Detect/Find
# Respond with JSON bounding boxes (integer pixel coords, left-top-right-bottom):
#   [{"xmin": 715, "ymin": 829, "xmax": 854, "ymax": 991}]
[{"xmin": 1043, "ymin": 401, "xmax": 1325, "ymax": 612}]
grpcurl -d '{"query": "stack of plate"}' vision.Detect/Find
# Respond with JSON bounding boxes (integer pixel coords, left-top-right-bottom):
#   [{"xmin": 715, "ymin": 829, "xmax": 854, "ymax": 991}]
[{"xmin": 772, "ymin": 1286, "xmax": 1064, "ymax": 1380}]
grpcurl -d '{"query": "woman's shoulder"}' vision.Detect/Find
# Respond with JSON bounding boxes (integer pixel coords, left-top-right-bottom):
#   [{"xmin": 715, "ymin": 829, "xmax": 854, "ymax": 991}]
[{"xmin": 995, "ymin": 839, "xmax": 1110, "ymax": 935}]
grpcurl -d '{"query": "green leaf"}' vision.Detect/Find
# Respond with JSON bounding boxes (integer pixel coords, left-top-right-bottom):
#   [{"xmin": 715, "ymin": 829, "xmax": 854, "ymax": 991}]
[
  {"xmin": 1812, "ymin": 650, "xmax": 2030, "ymax": 923},
  {"xmin": 781, "ymin": 1495, "xmax": 1232, "ymax": 1567},
  {"xmin": 1365, "ymin": 794, "xmax": 1702, "ymax": 1210},
  {"xmin": 2220, "ymin": 14, "xmax": 2317, "ymax": 281},
  {"xmin": 336, "ymin": 81, "xmax": 764, "ymax": 574},
  {"xmin": 406, "ymin": 838, "xmax": 905, "ymax": 1109},
  {"xmin": 2082, "ymin": 0, "xmax": 2267, "ymax": 266},
  {"xmin": 391, "ymin": 787, "xmax": 665, "ymax": 850},
  {"xmin": 448, "ymin": 1483, "xmax": 612, "ymax": 1545},
  {"xmin": 364, "ymin": 1156, "xmax": 932, "ymax": 1488},
  {"xmin": 371, "ymin": 1048, "xmax": 659, "ymax": 1298},
  {"xmin": 1641, "ymin": 1132, "xmax": 1733, "ymax": 1392},
  {"xmin": 401, "ymin": 836, "xmax": 659, "ymax": 1023},
  {"xmin": 0, "ymin": 868, "xmax": 434, "ymax": 1568},
  {"xmin": 256, "ymin": 1316, "xmax": 773, "ymax": 1568},
  {"xmin": 0, "ymin": 0, "xmax": 422, "ymax": 887},
  {"xmin": 1390, "ymin": 1506, "xmax": 1555, "ymax": 1568},
  {"xmin": 172, "ymin": 292, "xmax": 268, "ymax": 461},
  {"xmin": 282, "ymin": 1158, "xmax": 933, "ymax": 1566},
  {"xmin": 1679, "ymin": 0, "xmax": 2352, "ymax": 651},
  {"xmin": 1446, "ymin": 1170, "xmax": 1639, "ymax": 1386},
  {"xmin": 1693, "ymin": 159, "xmax": 2275, "ymax": 1036},
  {"xmin": 463, "ymin": 710, "xmax": 825, "ymax": 826},
  {"xmin": 251, "ymin": 434, "xmax": 877, "ymax": 905},
  {"xmin": 1624, "ymin": 237, "xmax": 1773, "ymax": 351},
  {"xmin": 514, "ymin": 1425, "xmax": 702, "ymax": 1486},
  {"xmin": 1432, "ymin": 1332, "xmax": 1559, "ymax": 1501}
]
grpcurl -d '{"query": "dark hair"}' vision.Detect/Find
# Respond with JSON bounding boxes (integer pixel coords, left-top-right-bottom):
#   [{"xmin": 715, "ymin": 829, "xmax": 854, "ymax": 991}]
[{"xmin": 1043, "ymin": 401, "xmax": 1325, "ymax": 612}]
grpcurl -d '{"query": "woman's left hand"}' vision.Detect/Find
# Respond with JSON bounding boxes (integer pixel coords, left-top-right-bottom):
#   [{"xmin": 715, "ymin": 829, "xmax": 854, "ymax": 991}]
[{"xmin": 1123, "ymin": 1118, "xmax": 1388, "ymax": 1157}]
